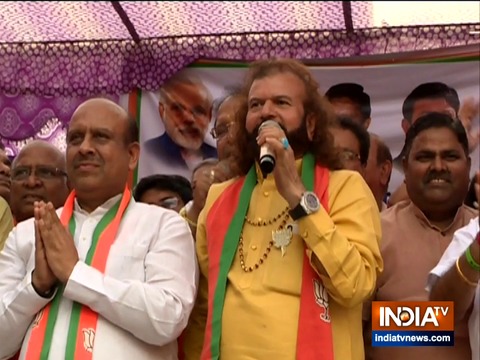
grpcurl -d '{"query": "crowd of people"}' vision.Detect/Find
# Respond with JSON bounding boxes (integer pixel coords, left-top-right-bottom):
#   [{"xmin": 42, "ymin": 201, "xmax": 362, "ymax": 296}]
[{"xmin": 0, "ymin": 58, "xmax": 478, "ymax": 360}]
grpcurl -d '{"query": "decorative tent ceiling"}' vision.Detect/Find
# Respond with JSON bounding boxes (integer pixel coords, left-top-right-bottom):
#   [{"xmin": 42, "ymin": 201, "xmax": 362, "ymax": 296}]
[{"xmin": 0, "ymin": 1, "xmax": 479, "ymax": 96}]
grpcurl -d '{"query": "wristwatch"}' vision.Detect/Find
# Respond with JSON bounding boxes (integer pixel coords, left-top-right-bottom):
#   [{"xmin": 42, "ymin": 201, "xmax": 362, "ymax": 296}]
[{"xmin": 289, "ymin": 191, "xmax": 321, "ymax": 220}]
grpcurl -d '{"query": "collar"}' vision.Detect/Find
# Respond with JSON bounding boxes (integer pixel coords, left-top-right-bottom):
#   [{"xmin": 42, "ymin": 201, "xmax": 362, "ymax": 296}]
[
  {"xmin": 74, "ymin": 193, "xmax": 123, "ymax": 217},
  {"xmin": 408, "ymin": 201, "xmax": 466, "ymax": 233},
  {"xmin": 255, "ymin": 158, "xmax": 304, "ymax": 185}
]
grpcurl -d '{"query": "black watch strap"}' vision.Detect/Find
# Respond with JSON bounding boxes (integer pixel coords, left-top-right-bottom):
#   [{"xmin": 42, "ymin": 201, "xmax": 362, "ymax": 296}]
[{"xmin": 289, "ymin": 202, "xmax": 307, "ymax": 221}]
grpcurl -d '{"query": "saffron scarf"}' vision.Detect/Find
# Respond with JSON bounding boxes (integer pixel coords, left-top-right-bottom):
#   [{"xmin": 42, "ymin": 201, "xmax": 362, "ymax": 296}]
[
  {"xmin": 26, "ymin": 186, "xmax": 131, "ymax": 360},
  {"xmin": 202, "ymin": 153, "xmax": 334, "ymax": 359}
]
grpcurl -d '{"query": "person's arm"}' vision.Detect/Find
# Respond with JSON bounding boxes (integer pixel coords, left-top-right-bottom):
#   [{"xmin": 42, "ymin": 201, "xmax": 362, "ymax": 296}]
[
  {"xmin": 61, "ymin": 211, "xmax": 198, "ymax": 347},
  {"xmin": 0, "ymin": 197, "xmax": 14, "ymax": 251},
  {"xmin": 181, "ymin": 196, "xmax": 212, "ymax": 359},
  {"xmin": 0, "ymin": 227, "xmax": 53, "ymax": 359},
  {"xmin": 429, "ymin": 229, "xmax": 480, "ymax": 322},
  {"xmin": 299, "ymin": 171, "xmax": 383, "ymax": 308}
]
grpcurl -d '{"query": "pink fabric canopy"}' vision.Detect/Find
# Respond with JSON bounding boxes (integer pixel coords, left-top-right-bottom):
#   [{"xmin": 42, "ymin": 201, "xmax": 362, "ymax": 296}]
[{"xmin": 0, "ymin": 1, "xmax": 478, "ymax": 97}]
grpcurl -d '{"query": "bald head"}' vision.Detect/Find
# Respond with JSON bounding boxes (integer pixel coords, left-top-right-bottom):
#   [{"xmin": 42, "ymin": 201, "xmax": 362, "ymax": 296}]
[
  {"xmin": 71, "ymin": 98, "xmax": 138, "ymax": 144},
  {"xmin": 13, "ymin": 140, "xmax": 65, "ymax": 169}
]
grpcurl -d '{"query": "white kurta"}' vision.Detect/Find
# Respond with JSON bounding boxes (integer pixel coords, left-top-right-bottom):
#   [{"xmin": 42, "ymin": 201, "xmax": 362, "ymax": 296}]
[
  {"xmin": 0, "ymin": 196, "xmax": 198, "ymax": 360},
  {"xmin": 427, "ymin": 216, "xmax": 479, "ymax": 360}
]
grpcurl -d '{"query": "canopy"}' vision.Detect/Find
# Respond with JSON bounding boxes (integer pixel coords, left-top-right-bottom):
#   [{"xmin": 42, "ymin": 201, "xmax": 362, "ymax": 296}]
[{"xmin": 1, "ymin": 1, "xmax": 479, "ymax": 96}]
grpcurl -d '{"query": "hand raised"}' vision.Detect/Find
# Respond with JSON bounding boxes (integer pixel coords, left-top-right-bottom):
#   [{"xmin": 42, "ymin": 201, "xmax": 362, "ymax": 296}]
[
  {"xmin": 37, "ymin": 202, "xmax": 79, "ymax": 284},
  {"xmin": 257, "ymin": 126, "xmax": 305, "ymax": 208},
  {"xmin": 32, "ymin": 202, "xmax": 58, "ymax": 294},
  {"xmin": 458, "ymin": 97, "xmax": 480, "ymax": 154},
  {"xmin": 191, "ymin": 163, "xmax": 232, "ymax": 215}
]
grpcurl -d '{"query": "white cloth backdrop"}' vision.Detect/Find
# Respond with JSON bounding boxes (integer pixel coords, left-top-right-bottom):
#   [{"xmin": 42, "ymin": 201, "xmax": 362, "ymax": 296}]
[{"xmin": 126, "ymin": 59, "xmax": 480, "ymax": 193}]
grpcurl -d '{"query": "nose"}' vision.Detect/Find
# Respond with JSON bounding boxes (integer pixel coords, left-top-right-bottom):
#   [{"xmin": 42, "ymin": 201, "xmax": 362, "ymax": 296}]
[
  {"xmin": 24, "ymin": 173, "xmax": 42, "ymax": 188},
  {"xmin": 431, "ymin": 155, "xmax": 447, "ymax": 171},
  {"xmin": 78, "ymin": 136, "xmax": 95, "ymax": 155},
  {"xmin": 181, "ymin": 110, "xmax": 196, "ymax": 125},
  {"xmin": 260, "ymin": 100, "xmax": 276, "ymax": 120},
  {"xmin": 0, "ymin": 163, "xmax": 10, "ymax": 175}
]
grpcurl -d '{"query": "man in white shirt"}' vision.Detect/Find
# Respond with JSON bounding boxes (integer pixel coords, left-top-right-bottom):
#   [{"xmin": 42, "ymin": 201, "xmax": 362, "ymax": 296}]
[
  {"xmin": 0, "ymin": 98, "xmax": 198, "ymax": 359},
  {"xmin": 428, "ymin": 214, "xmax": 480, "ymax": 360}
]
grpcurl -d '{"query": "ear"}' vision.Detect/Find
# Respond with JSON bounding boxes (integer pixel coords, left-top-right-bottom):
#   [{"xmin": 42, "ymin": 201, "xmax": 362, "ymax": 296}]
[
  {"xmin": 127, "ymin": 142, "xmax": 141, "ymax": 171},
  {"xmin": 402, "ymin": 154, "xmax": 408, "ymax": 175},
  {"xmin": 66, "ymin": 178, "xmax": 73, "ymax": 192},
  {"xmin": 401, "ymin": 118, "xmax": 410, "ymax": 134},
  {"xmin": 363, "ymin": 117, "xmax": 371, "ymax": 130},
  {"xmin": 208, "ymin": 105, "xmax": 213, "ymax": 123},
  {"xmin": 158, "ymin": 102, "xmax": 165, "ymax": 121},
  {"xmin": 306, "ymin": 114, "xmax": 316, "ymax": 141},
  {"xmin": 380, "ymin": 160, "xmax": 393, "ymax": 187}
]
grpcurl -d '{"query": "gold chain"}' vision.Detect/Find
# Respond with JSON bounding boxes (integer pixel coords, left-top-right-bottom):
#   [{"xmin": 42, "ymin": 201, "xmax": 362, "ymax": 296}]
[
  {"xmin": 244, "ymin": 206, "xmax": 289, "ymax": 227},
  {"xmin": 239, "ymin": 212, "xmax": 289, "ymax": 272}
]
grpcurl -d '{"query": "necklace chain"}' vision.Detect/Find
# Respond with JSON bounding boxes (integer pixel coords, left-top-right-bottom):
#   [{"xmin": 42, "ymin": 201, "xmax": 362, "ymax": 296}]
[
  {"xmin": 239, "ymin": 212, "xmax": 290, "ymax": 273},
  {"xmin": 244, "ymin": 206, "xmax": 289, "ymax": 227}
]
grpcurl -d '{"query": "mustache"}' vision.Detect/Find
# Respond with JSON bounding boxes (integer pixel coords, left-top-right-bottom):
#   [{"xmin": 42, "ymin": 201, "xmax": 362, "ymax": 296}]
[
  {"xmin": 251, "ymin": 120, "xmax": 288, "ymax": 136},
  {"xmin": 181, "ymin": 125, "xmax": 202, "ymax": 135},
  {"xmin": 424, "ymin": 171, "xmax": 451, "ymax": 183},
  {"xmin": 73, "ymin": 155, "xmax": 103, "ymax": 167}
]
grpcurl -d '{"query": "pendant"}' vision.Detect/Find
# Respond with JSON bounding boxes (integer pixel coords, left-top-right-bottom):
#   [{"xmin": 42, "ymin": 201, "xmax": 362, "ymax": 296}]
[{"xmin": 272, "ymin": 224, "xmax": 293, "ymax": 257}]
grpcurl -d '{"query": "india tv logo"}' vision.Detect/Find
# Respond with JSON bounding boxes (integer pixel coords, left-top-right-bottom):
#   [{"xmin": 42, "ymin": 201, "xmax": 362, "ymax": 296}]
[{"xmin": 371, "ymin": 301, "xmax": 455, "ymax": 347}]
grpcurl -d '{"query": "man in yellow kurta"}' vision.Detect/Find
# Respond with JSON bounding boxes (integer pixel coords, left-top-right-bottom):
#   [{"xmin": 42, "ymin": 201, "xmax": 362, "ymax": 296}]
[{"xmin": 183, "ymin": 59, "xmax": 383, "ymax": 360}]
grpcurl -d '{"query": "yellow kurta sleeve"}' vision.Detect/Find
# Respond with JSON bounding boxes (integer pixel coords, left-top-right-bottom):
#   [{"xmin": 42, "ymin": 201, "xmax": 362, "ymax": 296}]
[
  {"xmin": 299, "ymin": 170, "xmax": 383, "ymax": 308},
  {"xmin": 181, "ymin": 180, "xmax": 234, "ymax": 359},
  {"xmin": 0, "ymin": 197, "xmax": 13, "ymax": 251}
]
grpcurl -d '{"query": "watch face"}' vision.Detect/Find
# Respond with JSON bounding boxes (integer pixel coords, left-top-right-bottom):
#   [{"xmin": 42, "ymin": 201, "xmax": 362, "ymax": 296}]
[{"xmin": 304, "ymin": 192, "xmax": 320, "ymax": 211}]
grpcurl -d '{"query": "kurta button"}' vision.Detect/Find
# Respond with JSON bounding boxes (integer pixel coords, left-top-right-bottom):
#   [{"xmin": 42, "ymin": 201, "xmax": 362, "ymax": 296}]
[
  {"xmin": 302, "ymin": 231, "xmax": 308, "ymax": 238},
  {"xmin": 251, "ymin": 245, "xmax": 257, "ymax": 251},
  {"xmin": 263, "ymin": 191, "xmax": 269, "ymax": 197}
]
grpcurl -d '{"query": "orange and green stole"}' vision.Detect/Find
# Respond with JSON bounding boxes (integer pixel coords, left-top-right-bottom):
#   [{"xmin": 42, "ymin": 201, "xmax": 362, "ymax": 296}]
[
  {"xmin": 26, "ymin": 186, "xmax": 132, "ymax": 360},
  {"xmin": 202, "ymin": 153, "xmax": 334, "ymax": 360}
]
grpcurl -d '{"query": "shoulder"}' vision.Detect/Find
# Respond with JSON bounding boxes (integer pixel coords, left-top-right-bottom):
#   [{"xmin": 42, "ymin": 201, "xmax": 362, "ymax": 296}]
[
  {"xmin": 126, "ymin": 200, "xmax": 186, "ymax": 225},
  {"xmin": 381, "ymin": 200, "xmax": 410, "ymax": 223},
  {"xmin": 327, "ymin": 168, "xmax": 369, "ymax": 191},
  {"xmin": 203, "ymin": 177, "xmax": 243, "ymax": 215},
  {"xmin": 461, "ymin": 204, "xmax": 480, "ymax": 219},
  {"xmin": 326, "ymin": 169, "xmax": 376, "ymax": 205}
]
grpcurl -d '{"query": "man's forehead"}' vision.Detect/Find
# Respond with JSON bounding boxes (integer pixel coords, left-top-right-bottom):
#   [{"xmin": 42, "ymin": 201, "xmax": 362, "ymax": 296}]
[
  {"xmin": 15, "ymin": 147, "xmax": 64, "ymax": 166},
  {"xmin": 248, "ymin": 72, "xmax": 305, "ymax": 99},
  {"xmin": 410, "ymin": 127, "xmax": 462, "ymax": 151},
  {"xmin": 67, "ymin": 121, "xmax": 116, "ymax": 133},
  {"xmin": 167, "ymin": 83, "xmax": 211, "ymax": 105}
]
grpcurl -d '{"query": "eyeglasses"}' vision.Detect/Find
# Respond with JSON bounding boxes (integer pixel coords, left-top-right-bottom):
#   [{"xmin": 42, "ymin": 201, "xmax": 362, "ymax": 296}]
[
  {"xmin": 11, "ymin": 165, "xmax": 67, "ymax": 181},
  {"xmin": 338, "ymin": 149, "xmax": 361, "ymax": 163},
  {"xmin": 159, "ymin": 196, "xmax": 180, "ymax": 210},
  {"xmin": 210, "ymin": 122, "xmax": 235, "ymax": 139}
]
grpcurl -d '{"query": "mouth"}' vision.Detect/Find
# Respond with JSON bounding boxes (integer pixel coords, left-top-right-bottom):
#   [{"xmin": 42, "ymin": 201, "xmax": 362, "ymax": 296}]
[
  {"xmin": 75, "ymin": 163, "xmax": 99, "ymax": 170},
  {"xmin": 426, "ymin": 178, "xmax": 451, "ymax": 186},
  {"xmin": 22, "ymin": 194, "xmax": 45, "ymax": 202},
  {"xmin": 180, "ymin": 128, "xmax": 201, "ymax": 138}
]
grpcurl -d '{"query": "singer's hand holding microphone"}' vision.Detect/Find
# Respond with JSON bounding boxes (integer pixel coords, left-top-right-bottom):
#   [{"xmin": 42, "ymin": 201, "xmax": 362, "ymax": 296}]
[{"xmin": 256, "ymin": 120, "xmax": 306, "ymax": 208}]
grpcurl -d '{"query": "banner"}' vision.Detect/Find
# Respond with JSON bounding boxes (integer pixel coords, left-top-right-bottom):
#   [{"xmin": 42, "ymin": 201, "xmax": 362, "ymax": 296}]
[{"xmin": 126, "ymin": 56, "xmax": 480, "ymax": 194}]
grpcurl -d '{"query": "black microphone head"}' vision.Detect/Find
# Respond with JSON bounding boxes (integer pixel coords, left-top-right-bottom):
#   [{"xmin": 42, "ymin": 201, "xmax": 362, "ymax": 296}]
[{"xmin": 259, "ymin": 154, "xmax": 275, "ymax": 174}]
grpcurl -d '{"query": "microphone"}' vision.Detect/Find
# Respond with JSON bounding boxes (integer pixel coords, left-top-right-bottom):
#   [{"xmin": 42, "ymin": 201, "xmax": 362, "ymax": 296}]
[{"xmin": 258, "ymin": 120, "xmax": 281, "ymax": 174}]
